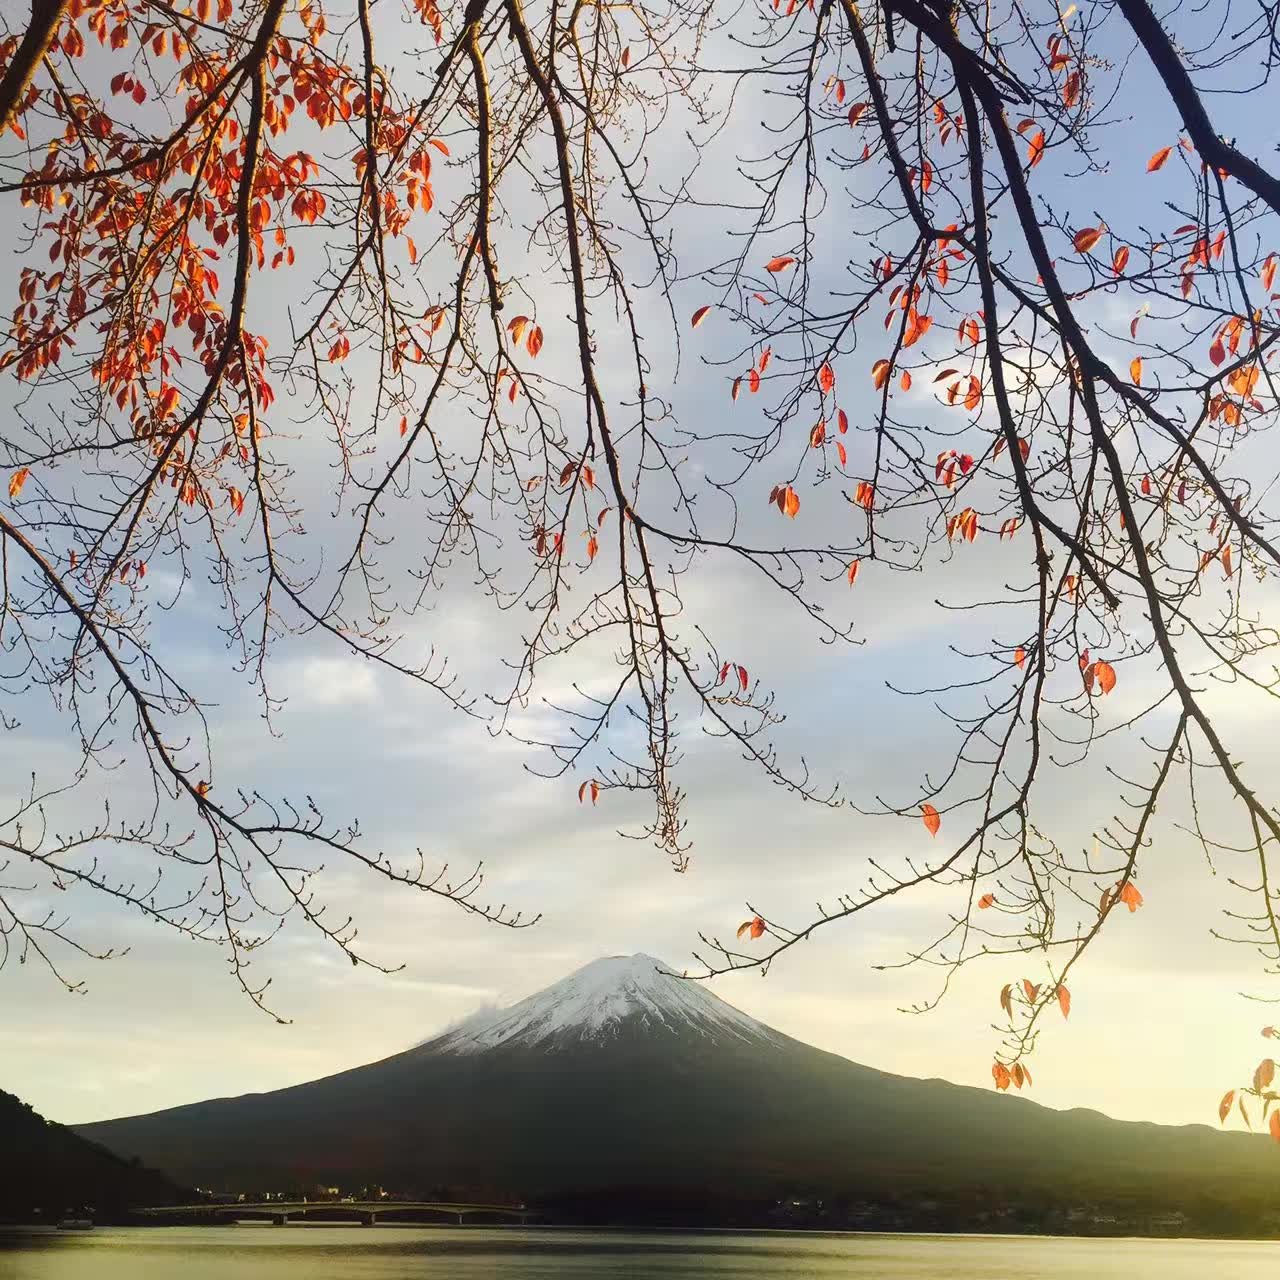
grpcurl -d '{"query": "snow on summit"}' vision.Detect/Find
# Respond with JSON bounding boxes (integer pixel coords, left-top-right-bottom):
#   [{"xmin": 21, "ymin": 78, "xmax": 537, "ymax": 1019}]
[{"xmin": 426, "ymin": 954, "xmax": 782, "ymax": 1054}]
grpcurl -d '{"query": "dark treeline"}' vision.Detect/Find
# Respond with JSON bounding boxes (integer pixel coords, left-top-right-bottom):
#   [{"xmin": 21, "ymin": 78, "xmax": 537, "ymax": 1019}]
[{"xmin": 0, "ymin": 1091, "xmax": 189, "ymax": 1223}]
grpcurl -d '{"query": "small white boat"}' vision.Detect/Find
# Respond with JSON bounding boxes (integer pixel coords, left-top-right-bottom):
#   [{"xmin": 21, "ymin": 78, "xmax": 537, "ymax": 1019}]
[{"xmin": 56, "ymin": 1218, "xmax": 93, "ymax": 1231}]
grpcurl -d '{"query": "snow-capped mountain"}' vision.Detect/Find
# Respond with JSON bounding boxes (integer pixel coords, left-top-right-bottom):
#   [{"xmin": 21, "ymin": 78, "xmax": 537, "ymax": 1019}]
[
  {"xmin": 75, "ymin": 953, "xmax": 1280, "ymax": 1222},
  {"xmin": 426, "ymin": 954, "xmax": 782, "ymax": 1054}
]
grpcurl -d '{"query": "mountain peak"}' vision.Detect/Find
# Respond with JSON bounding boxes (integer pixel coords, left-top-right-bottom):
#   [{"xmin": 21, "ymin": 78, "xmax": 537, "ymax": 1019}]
[{"xmin": 424, "ymin": 953, "xmax": 782, "ymax": 1055}]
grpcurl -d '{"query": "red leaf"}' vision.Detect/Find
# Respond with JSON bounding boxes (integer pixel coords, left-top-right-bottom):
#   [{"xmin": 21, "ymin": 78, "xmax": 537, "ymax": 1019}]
[
  {"xmin": 846, "ymin": 559, "xmax": 860, "ymax": 586},
  {"xmin": 1073, "ymin": 226, "xmax": 1103, "ymax": 255},
  {"xmin": 921, "ymin": 804, "xmax": 941, "ymax": 837},
  {"xmin": 1147, "ymin": 145, "xmax": 1173, "ymax": 172},
  {"xmin": 818, "ymin": 362, "xmax": 835, "ymax": 394},
  {"xmin": 691, "ymin": 305, "xmax": 712, "ymax": 329},
  {"xmin": 847, "ymin": 102, "xmax": 868, "ymax": 126},
  {"xmin": 765, "ymin": 255, "xmax": 796, "ymax": 273}
]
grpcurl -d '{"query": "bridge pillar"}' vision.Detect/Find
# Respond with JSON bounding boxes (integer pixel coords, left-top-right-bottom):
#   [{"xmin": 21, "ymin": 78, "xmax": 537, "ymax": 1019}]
[
  {"xmin": 360, "ymin": 1212, "xmax": 377, "ymax": 1226},
  {"xmin": 272, "ymin": 1213, "xmax": 289, "ymax": 1226}
]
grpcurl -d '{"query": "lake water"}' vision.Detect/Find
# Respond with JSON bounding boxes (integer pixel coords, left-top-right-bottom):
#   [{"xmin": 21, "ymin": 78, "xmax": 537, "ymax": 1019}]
[{"xmin": 1, "ymin": 1227, "xmax": 1277, "ymax": 1279}]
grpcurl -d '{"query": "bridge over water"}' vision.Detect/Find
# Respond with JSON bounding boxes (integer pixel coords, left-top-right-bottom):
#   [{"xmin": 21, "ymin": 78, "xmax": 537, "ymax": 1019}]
[{"xmin": 139, "ymin": 1200, "xmax": 533, "ymax": 1226}]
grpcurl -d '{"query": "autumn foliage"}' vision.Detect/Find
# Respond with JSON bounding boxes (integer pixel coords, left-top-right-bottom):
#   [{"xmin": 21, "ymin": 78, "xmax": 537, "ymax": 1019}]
[{"xmin": 2, "ymin": 0, "xmax": 1280, "ymax": 1116}]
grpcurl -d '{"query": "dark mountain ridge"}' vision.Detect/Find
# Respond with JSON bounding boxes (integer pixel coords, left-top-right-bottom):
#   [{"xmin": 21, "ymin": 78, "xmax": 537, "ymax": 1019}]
[{"xmin": 0, "ymin": 1089, "xmax": 189, "ymax": 1221}]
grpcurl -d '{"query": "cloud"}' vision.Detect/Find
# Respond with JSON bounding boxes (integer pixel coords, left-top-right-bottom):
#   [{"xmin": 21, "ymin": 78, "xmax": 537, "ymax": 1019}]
[{"xmin": 277, "ymin": 656, "xmax": 381, "ymax": 709}]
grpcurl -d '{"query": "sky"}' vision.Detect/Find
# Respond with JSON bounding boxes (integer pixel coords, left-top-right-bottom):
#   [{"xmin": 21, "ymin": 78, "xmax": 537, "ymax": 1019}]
[{"xmin": 3, "ymin": 0, "xmax": 1280, "ymax": 1138}]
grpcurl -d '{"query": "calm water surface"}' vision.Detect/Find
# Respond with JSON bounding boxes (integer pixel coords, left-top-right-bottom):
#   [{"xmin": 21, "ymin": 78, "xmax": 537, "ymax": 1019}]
[{"xmin": 1, "ymin": 1227, "xmax": 1276, "ymax": 1279}]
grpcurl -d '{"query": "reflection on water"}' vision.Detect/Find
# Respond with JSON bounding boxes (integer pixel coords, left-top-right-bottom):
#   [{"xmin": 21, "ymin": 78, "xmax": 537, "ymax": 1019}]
[{"xmin": 1, "ymin": 1226, "xmax": 1277, "ymax": 1279}]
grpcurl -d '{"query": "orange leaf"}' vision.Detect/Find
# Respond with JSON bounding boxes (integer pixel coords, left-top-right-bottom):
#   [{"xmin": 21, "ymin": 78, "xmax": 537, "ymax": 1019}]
[
  {"xmin": 8, "ymin": 468, "xmax": 29, "ymax": 499},
  {"xmin": 1073, "ymin": 226, "xmax": 1103, "ymax": 255},
  {"xmin": 691, "ymin": 305, "xmax": 712, "ymax": 329},
  {"xmin": 1027, "ymin": 130, "xmax": 1045, "ymax": 168},
  {"xmin": 526, "ymin": 325, "xmax": 544, "ymax": 357},
  {"xmin": 1270, "ymin": 1111, "xmax": 1280, "ymax": 1143},
  {"xmin": 1130, "ymin": 357, "xmax": 1142, "ymax": 385},
  {"xmin": 978, "ymin": 893, "xmax": 995, "ymax": 909},
  {"xmin": 1000, "ymin": 984, "xmax": 1013, "ymax": 1018},
  {"xmin": 736, "ymin": 915, "xmax": 766, "ymax": 941},
  {"xmin": 508, "ymin": 314, "xmax": 530, "ymax": 345},
  {"xmin": 1093, "ymin": 659, "xmax": 1117, "ymax": 694},
  {"xmin": 1147, "ymin": 145, "xmax": 1173, "ymax": 172},
  {"xmin": 1112, "ymin": 246, "xmax": 1130, "ymax": 275},
  {"xmin": 1255, "ymin": 1058, "xmax": 1276, "ymax": 1092},
  {"xmin": 1222, "ymin": 544, "xmax": 1233, "ymax": 577},
  {"xmin": 964, "ymin": 376, "xmax": 982, "ymax": 411},
  {"xmin": 992, "ymin": 1062, "xmax": 1011, "ymax": 1092},
  {"xmin": 1263, "ymin": 254, "xmax": 1277, "ymax": 293},
  {"xmin": 1057, "ymin": 984, "xmax": 1071, "ymax": 1019},
  {"xmin": 577, "ymin": 779, "xmax": 600, "ymax": 804},
  {"xmin": 846, "ymin": 559, "xmax": 860, "ymax": 586},
  {"xmin": 871, "ymin": 359, "xmax": 891, "ymax": 390},
  {"xmin": 921, "ymin": 804, "xmax": 940, "ymax": 837},
  {"xmin": 1023, "ymin": 979, "xmax": 1040, "ymax": 1003},
  {"xmin": 765, "ymin": 255, "xmax": 796, "ymax": 273},
  {"xmin": 818, "ymin": 362, "xmax": 835, "ymax": 394},
  {"xmin": 1014, "ymin": 647, "xmax": 1026, "ymax": 669},
  {"xmin": 847, "ymin": 102, "xmax": 868, "ymax": 125},
  {"xmin": 1219, "ymin": 1090, "xmax": 1235, "ymax": 1124},
  {"xmin": 1118, "ymin": 880, "xmax": 1143, "ymax": 912}
]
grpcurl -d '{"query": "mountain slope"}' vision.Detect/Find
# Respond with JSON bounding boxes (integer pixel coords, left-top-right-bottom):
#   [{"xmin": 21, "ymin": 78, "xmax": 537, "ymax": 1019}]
[
  {"xmin": 0, "ymin": 1089, "xmax": 189, "ymax": 1219},
  {"xmin": 73, "ymin": 955, "xmax": 1279, "ymax": 1225}
]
